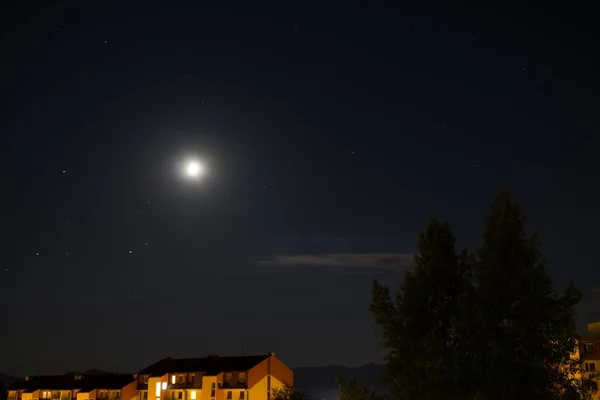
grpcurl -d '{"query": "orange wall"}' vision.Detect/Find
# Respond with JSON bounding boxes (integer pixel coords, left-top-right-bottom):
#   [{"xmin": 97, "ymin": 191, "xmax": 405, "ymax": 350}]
[
  {"xmin": 269, "ymin": 356, "xmax": 293, "ymax": 387},
  {"xmin": 122, "ymin": 380, "xmax": 138, "ymax": 400}
]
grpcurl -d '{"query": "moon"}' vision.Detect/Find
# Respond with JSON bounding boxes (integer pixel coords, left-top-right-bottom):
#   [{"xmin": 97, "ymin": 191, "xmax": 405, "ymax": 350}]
[{"xmin": 184, "ymin": 160, "xmax": 205, "ymax": 179}]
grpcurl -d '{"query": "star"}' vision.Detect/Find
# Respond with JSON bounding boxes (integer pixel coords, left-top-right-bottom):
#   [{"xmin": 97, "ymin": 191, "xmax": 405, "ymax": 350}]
[
  {"xmin": 144, "ymin": 242, "xmax": 148, "ymax": 246},
  {"xmin": 128, "ymin": 250, "xmax": 133, "ymax": 254},
  {"xmin": 62, "ymin": 169, "xmax": 66, "ymax": 173},
  {"xmin": 104, "ymin": 40, "xmax": 108, "ymax": 44},
  {"xmin": 35, "ymin": 253, "xmax": 39, "ymax": 256}
]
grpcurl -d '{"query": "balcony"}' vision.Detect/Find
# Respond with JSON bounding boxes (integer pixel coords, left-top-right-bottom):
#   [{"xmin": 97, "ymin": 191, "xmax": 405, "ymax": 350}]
[
  {"xmin": 221, "ymin": 382, "xmax": 247, "ymax": 389},
  {"xmin": 167, "ymin": 381, "xmax": 202, "ymax": 390}
]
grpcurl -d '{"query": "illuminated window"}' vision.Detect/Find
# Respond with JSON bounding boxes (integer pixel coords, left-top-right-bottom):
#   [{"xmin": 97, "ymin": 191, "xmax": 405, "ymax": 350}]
[
  {"xmin": 191, "ymin": 392, "xmax": 196, "ymax": 400},
  {"xmin": 156, "ymin": 382, "xmax": 162, "ymax": 395},
  {"xmin": 172, "ymin": 376, "xmax": 176, "ymax": 384},
  {"xmin": 162, "ymin": 383, "xmax": 167, "ymax": 390}
]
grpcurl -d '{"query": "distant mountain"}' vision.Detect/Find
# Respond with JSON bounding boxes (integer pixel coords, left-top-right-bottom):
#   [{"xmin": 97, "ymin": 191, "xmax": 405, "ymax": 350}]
[
  {"xmin": 293, "ymin": 363, "xmax": 385, "ymax": 400},
  {"xmin": 0, "ymin": 373, "xmax": 15, "ymax": 387}
]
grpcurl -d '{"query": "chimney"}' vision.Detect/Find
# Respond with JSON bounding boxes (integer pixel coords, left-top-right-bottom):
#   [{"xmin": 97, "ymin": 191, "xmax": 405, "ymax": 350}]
[{"xmin": 589, "ymin": 322, "xmax": 600, "ymax": 338}]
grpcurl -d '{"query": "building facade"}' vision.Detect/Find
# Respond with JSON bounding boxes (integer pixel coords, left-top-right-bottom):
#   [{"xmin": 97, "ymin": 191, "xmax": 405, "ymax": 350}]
[
  {"xmin": 7, "ymin": 354, "xmax": 292, "ymax": 400},
  {"xmin": 576, "ymin": 323, "xmax": 600, "ymax": 400}
]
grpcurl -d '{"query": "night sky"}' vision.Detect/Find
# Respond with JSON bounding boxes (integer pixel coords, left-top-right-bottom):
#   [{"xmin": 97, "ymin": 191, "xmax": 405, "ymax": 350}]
[{"xmin": 1, "ymin": 1, "xmax": 597, "ymax": 376}]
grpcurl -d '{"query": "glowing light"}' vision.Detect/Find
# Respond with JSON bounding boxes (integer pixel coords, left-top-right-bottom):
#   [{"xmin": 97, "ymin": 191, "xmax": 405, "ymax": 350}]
[
  {"xmin": 162, "ymin": 382, "xmax": 167, "ymax": 390},
  {"xmin": 186, "ymin": 161, "xmax": 203, "ymax": 178}
]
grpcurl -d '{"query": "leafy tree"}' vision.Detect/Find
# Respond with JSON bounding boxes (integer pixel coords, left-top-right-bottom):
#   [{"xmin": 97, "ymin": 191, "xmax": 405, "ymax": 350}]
[
  {"xmin": 368, "ymin": 189, "xmax": 594, "ymax": 400},
  {"xmin": 336, "ymin": 377, "xmax": 382, "ymax": 400},
  {"xmin": 272, "ymin": 386, "xmax": 307, "ymax": 400},
  {"xmin": 370, "ymin": 218, "xmax": 473, "ymax": 400},
  {"xmin": 469, "ymin": 188, "xmax": 594, "ymax": 400}
]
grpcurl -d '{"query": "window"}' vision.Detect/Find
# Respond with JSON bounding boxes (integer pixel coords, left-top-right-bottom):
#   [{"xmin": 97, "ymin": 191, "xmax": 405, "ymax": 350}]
[
  {"xmin": 226, "ymin": 392, "xmax": 232, "ymax": 400},
  {"xmin": 177, "ymin": 393, "xmax": 182, "ymax": 400},
  {"xmin": 144, "ymin": 376, "xmax": 149, "ymax": 384},
  {"xmin": 239, "ymin": 393, "xmax": 245, "ymax": 400},
  {"xmin": 585, "ymin": 362, "xmax": 597, "ymax": 372},
  {"xmin": 238, "ymin": 373, "xmax": 246, "ymax": 383},
  {"xmin": 189, "ymin": 374, "xmax": 195, "ymax": 384},
  {"xmin": 162, "ymin": 383, "xmax": 167, "ymax": 390},
  {"xmin": 586, "ymin": 343, "xmax": 595, "ymax": 353},
  {"xmin": 177, "ymin": 376, "xmax": 184, "ymax": 384},
  {"xmin": 211, "ymin": 383, "xmax": 216, "ymax": 398},
  {"xmin": 156, "ymin": 382, "xmax": 162, "ymax": 396},
  {"xmin": 191, "ymin": 392, "xmax": 196, "ymax": 400},
  {"xmin": 142, "ymin": 393, "xmax": 148, "ymax": 400},
  {"xmin": 172, "ymin": 376, "xmax": 176, "ymax": 384},
  {"xmin": 226, "ymin": 373, "xmax": 232, "ymax": 382}
]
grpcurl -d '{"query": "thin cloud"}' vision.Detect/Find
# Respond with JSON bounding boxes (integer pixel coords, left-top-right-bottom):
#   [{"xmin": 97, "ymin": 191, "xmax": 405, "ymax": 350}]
[{"xmin": 257, "ymin": 253, "xmax": 413, "ymax": 270}]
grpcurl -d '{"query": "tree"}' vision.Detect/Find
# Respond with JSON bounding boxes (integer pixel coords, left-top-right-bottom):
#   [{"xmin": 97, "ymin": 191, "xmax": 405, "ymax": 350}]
[
  {"xmin": 368, "ymin": 189, "xmax": 594, "ymax": 400},
  {"xmin": 370, "ymin": 218, "xmax": 474, "ymax": 400},
  {"xmin": 336, "ymin": 377, "xmax": 382, "ymax": 400},
  {"xmin": 468, "ymin": 188, "xmax": 594, "ymax": 400},
  {"xmin": 271, "ymin": 386, "xmax": 308, "ymax": 400}
]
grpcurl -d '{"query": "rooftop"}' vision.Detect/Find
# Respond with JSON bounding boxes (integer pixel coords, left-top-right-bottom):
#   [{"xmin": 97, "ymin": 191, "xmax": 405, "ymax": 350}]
[
  {"xmin": 139, "ymin": 354, "xmax": 273, "ymax": 376},
  {"xmin": 10, "ymin": 374, "xmax": 135, "ymax": 392}
]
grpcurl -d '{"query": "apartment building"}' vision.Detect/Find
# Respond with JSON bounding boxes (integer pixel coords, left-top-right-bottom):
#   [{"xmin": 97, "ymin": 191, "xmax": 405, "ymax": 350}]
[
  {"xmin": 137, "ymin": 353, "xmax": 292, "ymax": 400},
  {"xmin": 6, "ymin": 374, "xmax": 137, "ymax": 400},
  {"xmin": 7, "ymin": 354, "xmax": 292, "ymax": 400},
  {"xmin": 576, "ymin": 322, "xmax": 600, "ymax": 399}
]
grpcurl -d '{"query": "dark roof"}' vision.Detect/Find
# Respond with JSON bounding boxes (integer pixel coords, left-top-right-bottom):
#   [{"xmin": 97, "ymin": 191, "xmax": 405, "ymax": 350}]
[
  {"xmin": 9, "ymin": 374, "xmax": 135, "ymax": 392},
  {"xmin": 139, "ymin": 355, "xmax": 271, "ymax": 376}
]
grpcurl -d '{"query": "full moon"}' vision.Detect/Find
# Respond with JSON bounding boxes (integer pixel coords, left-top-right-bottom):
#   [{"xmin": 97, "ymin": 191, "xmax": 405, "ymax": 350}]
[{"xmin": 185, "ymin": 161, "xmax": 204, "ymax": 178}]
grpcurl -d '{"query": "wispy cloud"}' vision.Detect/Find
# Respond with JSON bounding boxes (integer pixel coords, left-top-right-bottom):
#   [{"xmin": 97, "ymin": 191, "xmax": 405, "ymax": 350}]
[{"xmin": 256, "ymin": 253, "xmax": 413, "ymax": 270}]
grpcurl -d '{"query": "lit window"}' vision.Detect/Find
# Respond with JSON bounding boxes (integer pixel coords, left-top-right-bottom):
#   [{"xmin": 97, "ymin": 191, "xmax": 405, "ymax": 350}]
[
  {"xmin": 162, "ymin": 383, "xmax": 167, "ymax": 390},
  {"xmin": 172, "ymin": 376, "xmax": 176, "ymax": 384},
  {"xmin": 156, "ymin": 382, "xmax": 162, "ymax": 395},
  {"xmin": 191, "ymin": 392, "xmax": 196, "ymax": 400}
]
